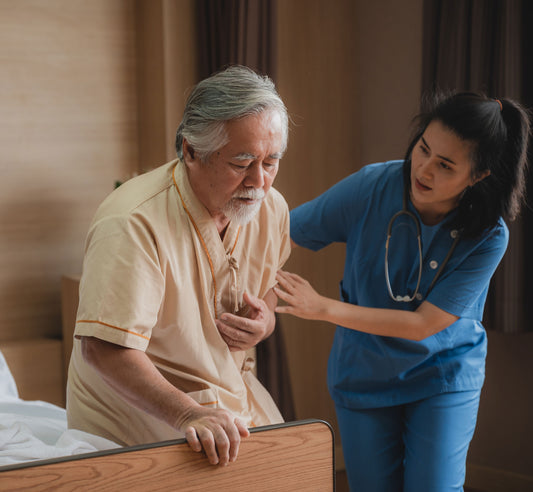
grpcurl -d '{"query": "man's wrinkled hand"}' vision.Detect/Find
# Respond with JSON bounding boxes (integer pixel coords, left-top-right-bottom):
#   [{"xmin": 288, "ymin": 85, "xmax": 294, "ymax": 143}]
[
  {"xmin": 216, "ymin": 292, "xmax": 275, "ymax": 351},
  {"xmin": 178, "ymin": 406, "xmax": 250, "ymax": 466}
]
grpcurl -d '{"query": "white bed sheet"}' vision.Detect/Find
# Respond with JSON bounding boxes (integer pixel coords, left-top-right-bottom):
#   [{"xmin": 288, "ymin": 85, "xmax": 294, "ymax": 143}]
[{"xmin": 0, "ymin": 350, "xmax": 119, "ymax": 466}]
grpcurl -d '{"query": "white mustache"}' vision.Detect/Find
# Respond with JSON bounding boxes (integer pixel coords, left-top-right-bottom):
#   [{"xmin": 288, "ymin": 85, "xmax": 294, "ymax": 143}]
[{"xmin": 232, "ymin": 189, "xmax": 265, "ymax": 200}]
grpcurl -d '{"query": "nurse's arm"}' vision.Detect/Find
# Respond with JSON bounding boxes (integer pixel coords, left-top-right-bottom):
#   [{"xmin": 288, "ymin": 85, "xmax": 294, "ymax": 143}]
[
  {"xmin": 274, "ymin": 270, "xmax": 458, "ymax": 341},
  {"xmin": 80, "ymin": 336, "xmax": 250, "ymax": 465}
]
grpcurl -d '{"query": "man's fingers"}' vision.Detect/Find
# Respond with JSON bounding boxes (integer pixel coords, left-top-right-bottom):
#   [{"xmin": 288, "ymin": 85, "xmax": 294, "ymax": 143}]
[
  {"xmin": 216, "ymin": 320, "xmax": 249, "ymax": 342},
  {"xmin": 199, "ymin": 424, "xmax": 245, "ymax": 466},
  {"xmin": 193, "ymin": 426, "xmax": 221, "ymax": 465},
  {"xmin": 185, "ymin": 426, "xmax": 203, "ymax": 453},
  {"xmin": 216, "ymin": 322, "xmax": 254, "ymax": 351},
  {"xmin": 218, "ymin": 331, "xmax": 243, "ymax": 352},
  {"xmin": 218, "ymin": 313, "xmax": 255, "ymax": 333},
  {"xmin": 242, "ymin": 291, "xmax": 262, "ymax": 310},
  {"xmin": 226, "ymin": 418, "xmax": 249, "ymax": 463},
  {"xmin": 212, "ymin": 426, "xmax": 232, "ymax": 466},
  {"xmin": 225, "ymin": 420, "xmax": 244, "ymax": 463},
  {"xmin": 235, "ymin": 417, "xmax": 250, "ymax": 438},
  {"xmin": 183, "ymin": 410, "xmax": 249, "ymax": 466}
]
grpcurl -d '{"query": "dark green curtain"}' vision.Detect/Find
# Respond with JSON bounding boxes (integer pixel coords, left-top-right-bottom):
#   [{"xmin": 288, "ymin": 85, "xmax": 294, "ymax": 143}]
[
  {"xmin": 195, "ymin": 0, "xmax": 295, "ymax": 420},
  {"xmin": 422, "ymin": 0, "xmax": 533, "ymax": 333}
]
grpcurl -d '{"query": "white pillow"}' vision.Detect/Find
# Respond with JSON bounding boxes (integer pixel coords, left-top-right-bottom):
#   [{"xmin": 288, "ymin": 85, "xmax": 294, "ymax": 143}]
[{"xmin": 0, "ymin": 350, "xmax": 19, "ymax": 400}]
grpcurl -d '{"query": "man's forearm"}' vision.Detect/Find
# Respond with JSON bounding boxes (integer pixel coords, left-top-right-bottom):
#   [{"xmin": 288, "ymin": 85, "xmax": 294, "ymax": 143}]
[
  {"xmin": 80, "ymin": 335, "xmax": 249, "ymax": 465},
  {"xmin": 80, "ymin": 336, "xmax": 197, "ymax": 429},
  {"xmin": 262, "ymin": 288, "xmax": 279, "ymax": 339}
]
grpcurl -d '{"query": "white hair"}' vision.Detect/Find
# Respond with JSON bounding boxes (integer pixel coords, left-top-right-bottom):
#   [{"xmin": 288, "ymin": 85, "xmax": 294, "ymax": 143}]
[{"xmin": 175, "ymin": 65, "xmax": 288, "ymax": 162}]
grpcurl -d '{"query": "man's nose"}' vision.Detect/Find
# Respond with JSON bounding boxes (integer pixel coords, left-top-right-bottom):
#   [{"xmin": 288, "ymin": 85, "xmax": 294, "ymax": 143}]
[{"xmin": 244, "ymin": 163, "xmax": 265, "ymax": 188}]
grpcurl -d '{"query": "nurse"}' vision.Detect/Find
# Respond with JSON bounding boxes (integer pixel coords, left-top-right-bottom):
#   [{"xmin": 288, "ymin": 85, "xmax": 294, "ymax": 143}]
[{"xmin": 274, "ymin": 92, "xmax": 530, "ymax": 491}]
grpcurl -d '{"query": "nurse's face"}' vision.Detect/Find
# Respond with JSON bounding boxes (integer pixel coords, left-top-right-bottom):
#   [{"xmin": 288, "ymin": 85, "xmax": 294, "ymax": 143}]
[
  {"xmin": 184, "ymin": 110, "xmax": 284, "ymax": 230},
  {"xmin": 410, "ymin": 120, "xmax": 488, "ymax": 224}
]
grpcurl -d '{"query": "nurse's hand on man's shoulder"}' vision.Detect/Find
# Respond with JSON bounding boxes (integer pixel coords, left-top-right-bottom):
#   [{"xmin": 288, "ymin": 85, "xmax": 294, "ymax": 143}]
[{"xmin": 216, "ymin": 292, "xmax": 275, "ymax": 351}]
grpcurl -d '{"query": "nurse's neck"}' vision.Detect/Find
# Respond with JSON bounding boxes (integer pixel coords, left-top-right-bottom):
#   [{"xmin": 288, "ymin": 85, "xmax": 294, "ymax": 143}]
[
  {"xmin": 415, "ymin": 202, "xmax": 456, "ymax": 226},
  {"xmin": 411, "ymin": 194, "xmax": 459, "ymax": 226}
]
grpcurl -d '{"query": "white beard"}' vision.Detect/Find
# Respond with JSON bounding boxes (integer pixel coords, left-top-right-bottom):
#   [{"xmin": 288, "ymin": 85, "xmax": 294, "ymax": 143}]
[{"xmin": 222, "ymin": 188, "xmax": 265, "ymax": 225}]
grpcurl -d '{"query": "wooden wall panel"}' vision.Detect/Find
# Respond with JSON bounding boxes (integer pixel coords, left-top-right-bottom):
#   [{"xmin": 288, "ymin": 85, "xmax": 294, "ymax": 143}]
[
  {"xmin": 2, "ymin": 338, "xmax": 64, "ymax": 406},
  {"xmin": 275, "ymin": 0, "xmax": 359, "ymax": 457},
  {"xmin": 134, "ymin": 0, "xmax": 168, "ymax": 171},
  {"xmin": 467, "ymin": 332, "xmax": 533, "ymax": 487},
  {"xmin": 134, "ymin": 0, "xmax": 199, "ymax": 172},
  {"xmin": 275, "ymin": 0, "xmax": 423, "ymax": 469},
  {"xmin": 161, "ymin": 0, "xmax": 199, "ymax": 162},
  {"xmin": 0, "ymin": 0, "xmax": 138, "ymax": 341},
  {"xmin": 355, "ymin": 0, "xmax": 423, "ymax": 164}
]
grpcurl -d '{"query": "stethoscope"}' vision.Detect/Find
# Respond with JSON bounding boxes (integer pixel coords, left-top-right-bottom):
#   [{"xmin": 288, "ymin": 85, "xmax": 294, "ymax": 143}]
[{"xmin": 384, "ymin": 180, "xmax": 460, "ymax": 303}]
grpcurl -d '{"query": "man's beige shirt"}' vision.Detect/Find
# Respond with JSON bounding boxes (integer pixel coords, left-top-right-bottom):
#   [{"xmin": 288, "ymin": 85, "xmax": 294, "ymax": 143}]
[{"xmin": 67, "ymin": 159, "xmax": 291, "ymax": 446}]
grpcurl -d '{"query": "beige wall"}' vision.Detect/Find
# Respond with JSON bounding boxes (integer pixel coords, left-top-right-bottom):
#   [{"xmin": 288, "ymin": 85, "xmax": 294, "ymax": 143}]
[
  {"xmin": 0, "ymin": 0, "xmax": 138, "ymax": 342},
  {"xmin": 0, "ymin": 0, "xmax": 197, "ymax": 344},
  {"xmin": 0, "ymin": 0, "xmax": 197, "ymax": 404}
]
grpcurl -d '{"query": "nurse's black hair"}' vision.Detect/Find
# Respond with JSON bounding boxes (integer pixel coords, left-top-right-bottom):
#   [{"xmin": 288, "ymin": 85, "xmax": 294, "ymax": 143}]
[{"xmin": 402, "ymin": 91, "xmax": 531, "ymax": 238}]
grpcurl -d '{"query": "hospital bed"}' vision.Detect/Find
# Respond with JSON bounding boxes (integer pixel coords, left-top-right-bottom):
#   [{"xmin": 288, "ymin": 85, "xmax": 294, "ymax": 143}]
[{"xmin": 0, "ymin": 345, "xmax": 335, "ymax": 490}]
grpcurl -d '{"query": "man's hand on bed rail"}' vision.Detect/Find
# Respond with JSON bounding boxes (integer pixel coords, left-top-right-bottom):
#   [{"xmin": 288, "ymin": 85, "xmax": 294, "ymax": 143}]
[
  {"xmin": 177, "ymin": 406, "xmax": 250, "ymax": 466},
  {"xmin": 81, "ymin": 337, "xmax": 250, "ymax": 466}
]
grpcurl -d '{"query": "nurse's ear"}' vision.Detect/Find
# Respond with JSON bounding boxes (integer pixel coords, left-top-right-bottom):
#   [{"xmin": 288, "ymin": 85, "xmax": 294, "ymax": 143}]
[{"xmin": 472, "ymin": 169, "xmax": 491, "ymax": 186}]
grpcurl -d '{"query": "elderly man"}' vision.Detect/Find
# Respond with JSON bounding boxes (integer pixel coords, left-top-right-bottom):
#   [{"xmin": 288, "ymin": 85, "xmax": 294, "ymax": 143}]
[{"xmin": 66, "ymin": 65, "xmax": 290, "ymax": 466}]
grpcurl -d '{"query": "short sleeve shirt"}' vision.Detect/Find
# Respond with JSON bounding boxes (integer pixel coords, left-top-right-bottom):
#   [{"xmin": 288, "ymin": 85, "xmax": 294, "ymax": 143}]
[
  {"xmin": 290, "ymin": 161, "xmax": 508, "ymax": 409},
  {"xmin": 67, "ymin": 159, "xmax": 291, "ymax": 445}
]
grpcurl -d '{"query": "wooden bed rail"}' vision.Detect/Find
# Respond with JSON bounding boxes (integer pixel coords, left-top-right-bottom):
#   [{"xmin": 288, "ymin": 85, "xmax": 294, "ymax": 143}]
[{"xmin": 0, "ymin": 419, "xmax": 334, "ymax": 491}]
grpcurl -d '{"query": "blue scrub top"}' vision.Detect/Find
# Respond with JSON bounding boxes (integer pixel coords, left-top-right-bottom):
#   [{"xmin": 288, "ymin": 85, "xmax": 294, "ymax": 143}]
[{"xmin": 290, "ymin": 161, "xmax": 508, "ymax": 409}]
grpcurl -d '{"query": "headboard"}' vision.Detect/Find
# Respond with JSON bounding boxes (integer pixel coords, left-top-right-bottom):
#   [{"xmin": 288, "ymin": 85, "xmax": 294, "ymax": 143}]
[{"xmin": 0, "ymin": 419, "xmax": 335, "ymax": 491}]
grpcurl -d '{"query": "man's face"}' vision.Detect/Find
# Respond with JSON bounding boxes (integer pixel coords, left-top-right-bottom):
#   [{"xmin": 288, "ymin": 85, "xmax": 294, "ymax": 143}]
[{"xmin": 184, "ymin": 110, "xmax": 284, "ymax": 227}]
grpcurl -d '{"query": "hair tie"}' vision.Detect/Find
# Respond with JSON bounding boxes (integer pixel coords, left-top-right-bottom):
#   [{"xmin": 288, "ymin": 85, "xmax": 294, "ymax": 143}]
[{"xmin": 495, "ymin": 99, "xmax": 503, "ymax": 112}]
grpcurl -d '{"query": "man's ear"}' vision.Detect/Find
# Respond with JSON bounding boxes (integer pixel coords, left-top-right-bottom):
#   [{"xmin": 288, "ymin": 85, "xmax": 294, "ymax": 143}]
[{"xmin": 182, "ymin": 139, "xmax": 195, "ymax": 162}]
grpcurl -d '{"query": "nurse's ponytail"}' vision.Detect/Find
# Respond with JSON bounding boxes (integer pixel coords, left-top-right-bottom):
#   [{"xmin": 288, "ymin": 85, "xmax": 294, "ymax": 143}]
[{"xmin": 497, "ymin": 98, "xmax": 530, "ymax": 222}]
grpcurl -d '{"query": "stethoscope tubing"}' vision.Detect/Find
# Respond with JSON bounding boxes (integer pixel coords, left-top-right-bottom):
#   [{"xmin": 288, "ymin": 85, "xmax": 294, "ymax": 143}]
[
  {"xmin": 385, "ymin": 181, "xmax": 460, "ymax": 303},
  {"xmin": 384, "ymin": 209, "xmax": 423, "ymax": 302}
]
